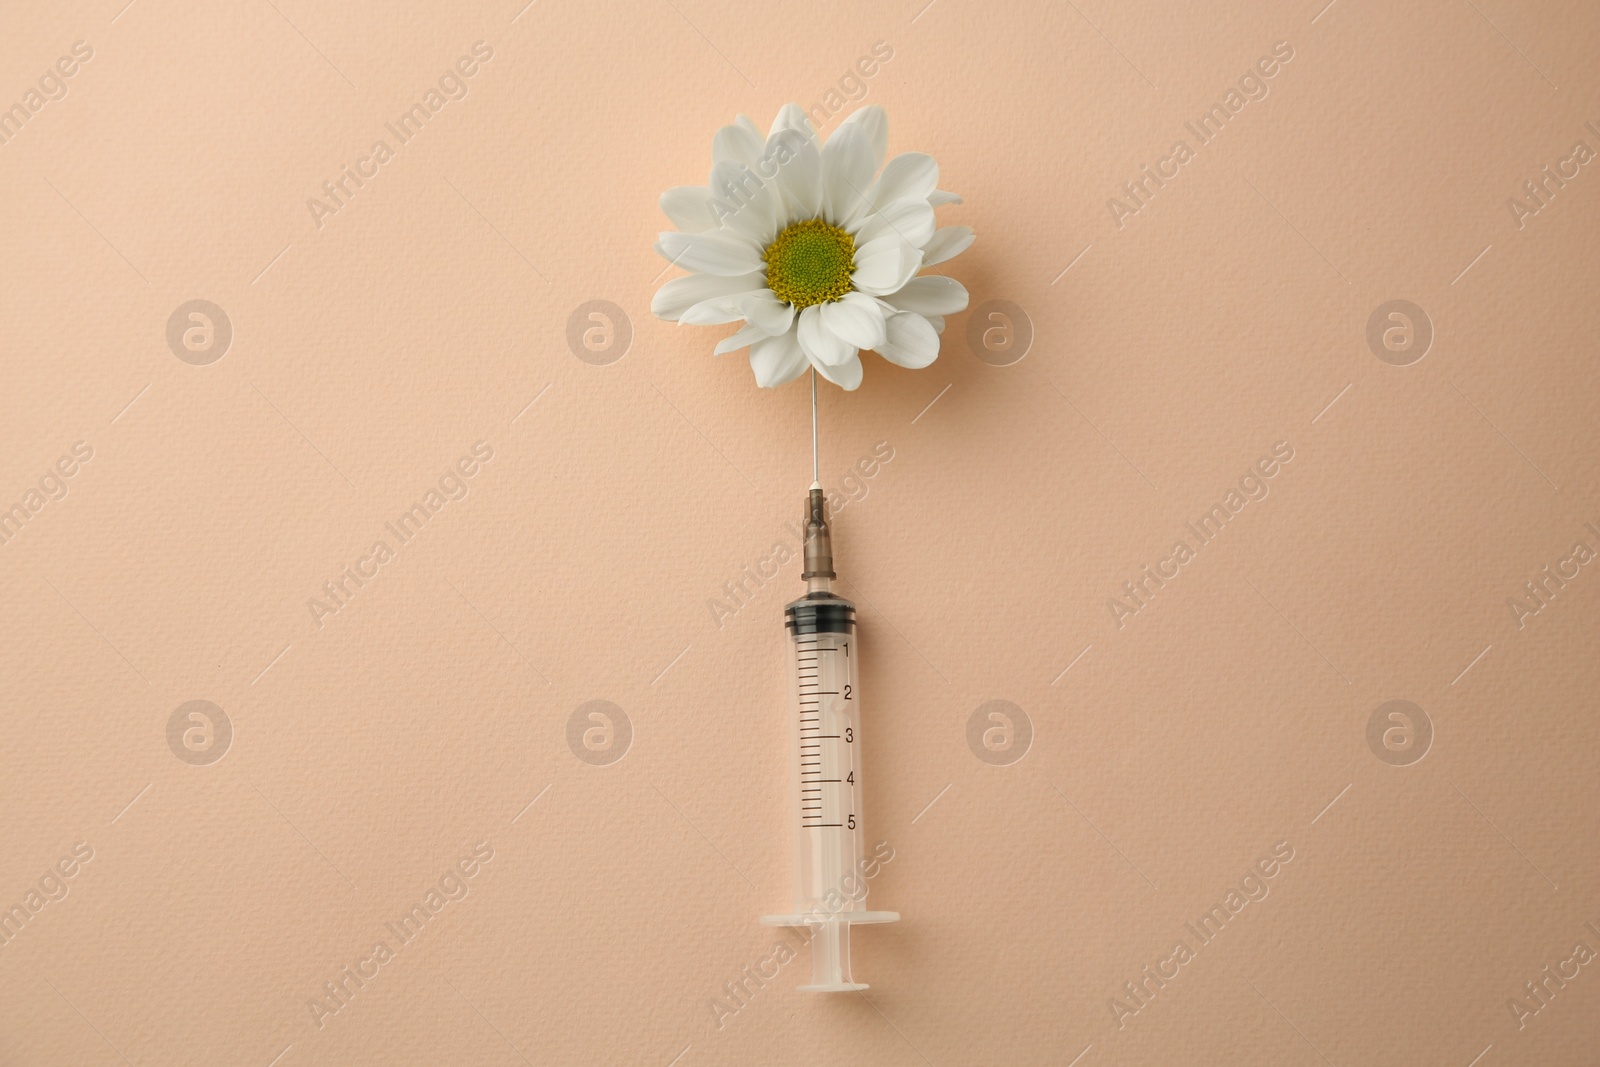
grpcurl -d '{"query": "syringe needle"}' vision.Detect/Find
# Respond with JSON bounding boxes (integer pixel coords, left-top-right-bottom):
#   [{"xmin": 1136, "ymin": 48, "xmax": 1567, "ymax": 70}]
[{"xmin": 810, "ymin": 367, "xmax": 819, "ymax": 489}]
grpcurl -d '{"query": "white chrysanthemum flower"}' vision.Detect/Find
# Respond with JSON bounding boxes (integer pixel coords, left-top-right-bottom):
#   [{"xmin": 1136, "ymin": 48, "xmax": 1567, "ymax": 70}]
[{"xmin": 651, "ymin": 104, "xmax": 974, "ymax": 391}]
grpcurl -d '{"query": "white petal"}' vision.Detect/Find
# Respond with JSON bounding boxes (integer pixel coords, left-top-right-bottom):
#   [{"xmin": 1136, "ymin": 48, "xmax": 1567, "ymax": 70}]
[
  {"xmin": 928, "ymin": 189, "xmax": 962, "ymax": 207},
  {"xmin": 655, "ymin": 231, "xmax": 762, "ymax": 276},
  {"xmin": 774, "ymin": 137, "xmax": 825, "ymax": 219},
  {"xmin": 819, "ymin": 293, "xmax": 887, "ymax": 350},
  {"xmin": 750, "ymin": 330, "xmax": 809, "ymax": 387},
  {"xmin": 680, "ymin": 288, "xmax": 765, "ymax": 325},
  {"xmin": 883, "ymin": 275, "xmax": 968, "ymax": 316},
  {"xmin": 921, "ymin": 225, "xmax": 974, "ymax": 265},
  {"xmin": 852, "ymin": 197, "xmax": 936, "ymax": 249},
  {"xmin": 709, "ymin": 160, "xmax": 781, "ymax": 244},
  {"xmin": 870, "ymin": 152, "xmax": 938, "ymax": 207},
  {"xmin": 740, "ymin": 290, "xmax": 795, "ymax": 335},
  {"xmin": 652, "ymin": 271, "xmax": 765, "ymax": 320},
  {"xmin": 851, "ymin": 235, "xmax": 923, "ymax": 296},
  {"xmin": 766, "ymin": 107, "xmax": 823, "ymax": 219},
  {"xmin": 660, "ymin": 186, "xmax": 717, "ymax": 233},
  {"xmin": 840, "ymin": 105, "xmax": 887, "ymax": 174},
  {"xmin": 769, "ymin": 103, "xmax": 814, "ymax": 139},
  {"xmin": 874, "ymin": 311, "xmax": 940, "ymax": 369},
  {"xmin": 712, "ymin": 117, "xmax": 765, "ymax": 170},
  {"xmin": 813, "ymin": 351, "xmax": 863, "ymax": 391},
  {"xmin": 798, "ymin": 304, "xmax": 857, "ymax": 367},
  {"xmin": 926, "ymin": 315, "xmax": 945, "ymax": 333},
  {"xmin": 822, "ymin": 119, "xmax": 879, "ymax": 226},
  {"xmin": 714, "ymin": 321, "xmax": 767, "ymax": 355}
]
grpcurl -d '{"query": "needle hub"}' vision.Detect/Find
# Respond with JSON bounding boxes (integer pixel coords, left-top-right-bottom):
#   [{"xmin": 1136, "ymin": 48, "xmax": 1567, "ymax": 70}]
[{"xmin": 801, "ymin": 486, "xmax": 835, "ymax": 586}]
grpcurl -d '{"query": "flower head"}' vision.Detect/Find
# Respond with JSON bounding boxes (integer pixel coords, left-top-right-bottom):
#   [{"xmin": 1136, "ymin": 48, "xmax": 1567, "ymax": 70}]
[{"xmin": 652, "ymin": 105, "xmax": 974, "ymax": 391}]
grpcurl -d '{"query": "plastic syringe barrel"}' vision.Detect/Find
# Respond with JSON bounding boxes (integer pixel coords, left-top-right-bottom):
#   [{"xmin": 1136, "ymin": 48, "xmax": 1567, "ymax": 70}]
[
  {"xmin": 771, "ymin": 593, "xmax": 896, "ymax": 990},
  {"xmin": 783, "ymin": 595, "xmax": 866, "ymax": 928}
]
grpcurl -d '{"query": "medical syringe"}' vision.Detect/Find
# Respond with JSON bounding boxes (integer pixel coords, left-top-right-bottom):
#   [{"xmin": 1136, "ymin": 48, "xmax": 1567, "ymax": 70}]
[{"xmin": 761, "ymin": 373, "xmax": 897, "ymax": 991}]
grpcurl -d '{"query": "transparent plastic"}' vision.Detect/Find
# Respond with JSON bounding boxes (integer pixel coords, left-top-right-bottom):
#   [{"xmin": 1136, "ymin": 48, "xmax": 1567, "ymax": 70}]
[{"xmin": 761, "ymin": 593, "xmax": 897, "ymax": 991}]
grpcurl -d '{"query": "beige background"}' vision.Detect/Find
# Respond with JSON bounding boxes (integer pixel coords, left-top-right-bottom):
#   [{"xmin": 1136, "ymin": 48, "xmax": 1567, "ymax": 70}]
[{"xmin": 2, "ymin": 0, "xmax": 1598, "ymax": 1064}]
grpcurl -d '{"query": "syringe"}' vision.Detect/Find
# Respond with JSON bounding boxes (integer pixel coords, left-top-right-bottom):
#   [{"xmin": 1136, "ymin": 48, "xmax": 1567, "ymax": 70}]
[{"xmin": 760, "ymin": 476, "xmax": 898, "ymax": 991}]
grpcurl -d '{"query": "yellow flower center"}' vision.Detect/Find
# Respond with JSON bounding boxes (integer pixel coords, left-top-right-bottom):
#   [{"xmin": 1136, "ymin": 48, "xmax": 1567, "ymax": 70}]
[{"xmin": 762, "ymin": 219, "xmax": 855, "ymax": 309}]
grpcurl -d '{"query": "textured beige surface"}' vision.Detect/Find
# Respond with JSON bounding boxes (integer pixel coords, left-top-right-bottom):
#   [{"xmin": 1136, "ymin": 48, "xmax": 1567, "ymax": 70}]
[{"xmin": 2, "ymin": 1, "xmax": 1598, "ymax": 1065}]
